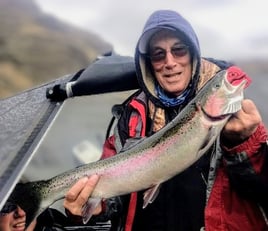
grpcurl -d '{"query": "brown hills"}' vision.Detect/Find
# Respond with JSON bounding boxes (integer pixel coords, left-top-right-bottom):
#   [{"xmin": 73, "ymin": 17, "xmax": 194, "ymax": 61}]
[
  {"xmin": 0, "ymin": 0, "xmax": 267, "ymax": 103},
  {"xmin": 0, "ymin": 0, "xmax": 112, "ymax": 99}
]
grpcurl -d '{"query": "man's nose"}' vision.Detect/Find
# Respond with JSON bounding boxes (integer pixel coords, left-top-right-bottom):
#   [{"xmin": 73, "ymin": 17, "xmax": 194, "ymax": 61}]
[
  {"xmin": 13, "ymin": 206, "xmax": 26, "ymax": 218},
  {"xmin": 164, "ymin": 50, "xmax": 176, "ymax": 67}
]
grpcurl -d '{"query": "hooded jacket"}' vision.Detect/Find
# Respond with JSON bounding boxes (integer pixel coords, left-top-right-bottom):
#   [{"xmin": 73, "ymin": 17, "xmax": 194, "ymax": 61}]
[
  {"xmin": 100, "ymin": 10, "xmax": 268, "ymax": 231},
  {"xmin": 135, "ymin": 9, "xmax": 201, "ymax": 109}
]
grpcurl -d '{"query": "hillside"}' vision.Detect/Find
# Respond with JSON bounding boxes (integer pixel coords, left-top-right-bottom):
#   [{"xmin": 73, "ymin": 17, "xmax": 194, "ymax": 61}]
[
  {"xmin": 0, "ymin": 0, "xmax": 267, "ymax": 103},
  {"xmin": 0, "ymin": 0, "xmax": 112, "ymax": 99}
]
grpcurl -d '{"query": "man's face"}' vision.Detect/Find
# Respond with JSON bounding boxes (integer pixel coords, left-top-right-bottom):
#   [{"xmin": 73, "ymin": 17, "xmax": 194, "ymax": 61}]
[
  {"xmin": 0, "ymin": 206, "xmax": 27, "ymax": 231},
  {"xmin": 149, "ymin": 30, "xmax": 192, "ymax": 97}
]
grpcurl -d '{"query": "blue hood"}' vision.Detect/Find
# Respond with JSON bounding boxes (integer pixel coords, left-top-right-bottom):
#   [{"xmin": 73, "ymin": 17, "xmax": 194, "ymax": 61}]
[{"xmin": 134, "ymin": 10, "xmax": 201, "ymax": 107}]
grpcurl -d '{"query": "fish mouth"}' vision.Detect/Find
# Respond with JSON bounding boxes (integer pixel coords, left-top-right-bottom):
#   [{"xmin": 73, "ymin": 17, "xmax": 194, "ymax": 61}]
[{"xmin": 224, "ymin": 73, "xmax": 246, "ymax": 94}]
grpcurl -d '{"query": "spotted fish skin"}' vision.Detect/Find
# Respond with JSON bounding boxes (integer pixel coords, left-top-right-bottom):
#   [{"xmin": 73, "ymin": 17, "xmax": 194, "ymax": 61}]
[{"xmin": 9, "ymin": 70, "xmax": 245, "ymax": 226}]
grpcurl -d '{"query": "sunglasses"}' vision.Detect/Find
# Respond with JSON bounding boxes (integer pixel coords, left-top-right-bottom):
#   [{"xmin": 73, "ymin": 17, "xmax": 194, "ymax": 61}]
[
  {"xmin": 0, "ymin": 201, "xmax": 17, "ymax": 216},
  {"xmin": 148, "ymin": 45, "xmax": 189, "ymax": 63}
]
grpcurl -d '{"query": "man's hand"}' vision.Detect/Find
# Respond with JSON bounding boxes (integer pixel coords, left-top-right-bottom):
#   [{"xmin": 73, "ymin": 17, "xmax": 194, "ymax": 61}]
[
  {"xmin": 63, "ymin": 175, "xmax": 102, "ymax": 216},
  {"xmin": 221, "ymin": 99, "xmax": 262, "ymax": 147}
]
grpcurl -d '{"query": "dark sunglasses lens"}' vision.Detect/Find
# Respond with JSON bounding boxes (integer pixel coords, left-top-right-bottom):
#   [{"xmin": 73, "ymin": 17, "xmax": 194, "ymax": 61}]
[
  {"xmin": 172, "ymin": 46, "xmax": 188, "ymax": 57},
  {"xmin": 149, "ymin": 45, "xmax": 189, "ymax": 63},
  {"xmin": 0, "ymin": 202, "xmax": 17, "ymax": 215},
  {"xmin": 150, "ymin": 52, "xmax": 166, "ymax": 62}
]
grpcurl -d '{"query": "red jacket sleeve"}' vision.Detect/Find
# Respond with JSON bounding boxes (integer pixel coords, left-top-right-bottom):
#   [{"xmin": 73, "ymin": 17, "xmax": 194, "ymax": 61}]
[
  {"xmin": 222, "ymin": 123, "xmax": 267, "ymax": 173},
  {"xmin": 222, "ymin": 123, "xmax": 268, "ymax": 204}
]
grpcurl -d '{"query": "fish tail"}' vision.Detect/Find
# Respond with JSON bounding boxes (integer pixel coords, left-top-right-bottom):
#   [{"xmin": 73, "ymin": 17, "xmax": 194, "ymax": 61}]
[{"xmin": 8, "ymin": 181, "xmax": 47, "ymax": 227}]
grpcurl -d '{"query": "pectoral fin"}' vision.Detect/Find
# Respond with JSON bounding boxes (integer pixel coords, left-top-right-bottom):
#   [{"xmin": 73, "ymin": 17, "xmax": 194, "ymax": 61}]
[
  {"xmin": 143, "ymin": 184, "xmax": 161, "ymax": 208},
  {"xmin": 81, "ymin": 198, "xmax": 102, "ymax": 224}
]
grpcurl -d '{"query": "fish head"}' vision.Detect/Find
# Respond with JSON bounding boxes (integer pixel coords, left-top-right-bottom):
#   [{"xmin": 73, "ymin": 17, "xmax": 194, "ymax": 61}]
[{"xmin": 199, "ymin": 70, "xmax": 246, "ymax": 119}]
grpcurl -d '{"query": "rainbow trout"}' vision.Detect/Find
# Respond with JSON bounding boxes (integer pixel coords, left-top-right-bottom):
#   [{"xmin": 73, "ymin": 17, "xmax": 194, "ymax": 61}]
[{"xmin": 8, "ymin": 70, "xmax": 246, "ymax": 226}]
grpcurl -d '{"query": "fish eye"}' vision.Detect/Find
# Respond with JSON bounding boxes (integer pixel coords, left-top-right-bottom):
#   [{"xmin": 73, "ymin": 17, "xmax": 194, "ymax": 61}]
[
  {"xmin": 211, "ymin": 83, "xmax": 221, "ymax": 92},
  {"xmin": 214, "ymin": 83, "xmax": 220, "ymax": 89}
]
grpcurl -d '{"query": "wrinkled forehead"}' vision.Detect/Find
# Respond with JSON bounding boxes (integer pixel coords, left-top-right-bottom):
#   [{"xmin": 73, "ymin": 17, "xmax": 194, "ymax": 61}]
[{"xmin": 149, "ymin": 29, "xmax": 186, "ymax": 48}]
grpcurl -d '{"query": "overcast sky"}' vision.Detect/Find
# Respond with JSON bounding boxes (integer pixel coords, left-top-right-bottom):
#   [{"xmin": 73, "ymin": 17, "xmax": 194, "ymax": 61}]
[{"xmin": 35, "ymin": 0, "xmax": 268, "ymax": 60}]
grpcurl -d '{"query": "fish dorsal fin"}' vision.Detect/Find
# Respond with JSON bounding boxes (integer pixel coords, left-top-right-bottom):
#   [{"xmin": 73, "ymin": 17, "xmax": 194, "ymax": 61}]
[
  {"xmin": 143, "ymin": 184, "xmax": 161, "ymax": 208},
  {"xmin": 81, "ymin": 197, "xmax": 102, "ymax": 224},
  {"xmin": 119, "ymin": 137, "xmax": 147, "ymax": 153}
]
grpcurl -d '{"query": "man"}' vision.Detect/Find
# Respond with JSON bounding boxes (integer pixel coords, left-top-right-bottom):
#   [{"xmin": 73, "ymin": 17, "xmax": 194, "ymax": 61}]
[
  {"xmin": 0, "ymin": 202, "xmax": 36, "ymax": 231},
  {"xmin": 64, "ymin": 10, "xmax": 268, "ymax": 230}
]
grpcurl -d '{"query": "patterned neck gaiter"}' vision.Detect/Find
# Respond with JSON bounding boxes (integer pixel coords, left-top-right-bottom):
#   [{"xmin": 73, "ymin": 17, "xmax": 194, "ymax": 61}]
[{"xmin": 155, "ymin": 84, "xmax": 192, "ymax": 107}]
